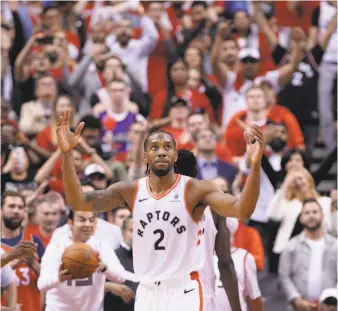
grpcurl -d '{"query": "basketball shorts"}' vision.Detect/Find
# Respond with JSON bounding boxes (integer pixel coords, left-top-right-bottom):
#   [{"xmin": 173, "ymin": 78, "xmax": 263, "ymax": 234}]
[{"xmin": 135, "ymin": 271, "xmax": 204, "ymax": 311}]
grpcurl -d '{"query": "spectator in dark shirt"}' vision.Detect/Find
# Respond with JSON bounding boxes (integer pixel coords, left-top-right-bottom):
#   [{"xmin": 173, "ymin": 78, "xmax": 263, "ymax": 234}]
[
  {"xmin": 254, "ymin": 3, "xmax": 337, "ymax": 155},
  {"xmin": 104, "ymin": 215, "xmax": 137, "ymax": 311},
  {"xmin": 1, "ymin": 146, "xmax": 37, "ymax": 195}
]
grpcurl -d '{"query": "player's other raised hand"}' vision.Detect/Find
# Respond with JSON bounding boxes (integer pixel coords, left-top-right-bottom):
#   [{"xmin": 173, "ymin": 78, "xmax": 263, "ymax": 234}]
[
  {"xmin": 244, "ymin": 125, "xmax": 264, "ymax": 168},
  {"xmin": 56, "ymin": 110, "xmax": 85, "ymax": 153}
]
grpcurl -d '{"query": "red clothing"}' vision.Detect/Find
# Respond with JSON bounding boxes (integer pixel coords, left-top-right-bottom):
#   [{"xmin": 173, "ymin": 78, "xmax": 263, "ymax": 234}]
[
  {"xmin": 36, "ymin": 126, "xmax": 57, "ymax": 153},
  {"xmin": 1, "ymin": 231, "xmax": 41, "ymax": 311},
  {"xmin": 25, "ymin": 225, "xmax": 51, "ymax": 247},
  {"xmin": 224, "ymin": 105, "xmax": 305, "ymax": 157},
  {"xmin": 275, "ymin": 1, "xmax": 319, "ymax": 33},
  {"xmin": 160, "ymin": 125, "xmax": 184, "ymax": 141},
  {"xmin": 150, "ymin": 89, "xmax": 215, "ymax": 122},
  {"xmin": 147, "ymin": 29, "xmax": 170, "ymax": 99},
  {"xmin": 234, "ymin": 221, "xmax": 265, "ymax": 271}
]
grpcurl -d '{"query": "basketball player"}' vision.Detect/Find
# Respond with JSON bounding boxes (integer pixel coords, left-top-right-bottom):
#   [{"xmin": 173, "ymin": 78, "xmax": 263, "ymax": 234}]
[
  {"xmin": 38, "ymin": 210, "xmax": 138, "ymax": 311},
  {"xmin": 57, "ymin": 110, "xmax": 263, "ymax": 311},
  {"xmin": 175, "ymin": 150, "xmax": 242, "ymax": 311}
]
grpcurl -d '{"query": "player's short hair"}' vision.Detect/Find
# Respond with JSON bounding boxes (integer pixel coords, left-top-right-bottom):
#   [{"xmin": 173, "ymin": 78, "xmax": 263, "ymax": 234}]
[
  {"xmin": 122, "ymin": 215, "xmax": 133, "ymax": 231},
  {"xmin": 175, "ymin": 150, "xmax": 198, "ymax": 178},
  {"xmin": 143, "ymin": 130, "xmax": 176, "ymax": 151},
  {"xmin": 1, "ymin": 190, "xmax": 25, "ymax": 208}
]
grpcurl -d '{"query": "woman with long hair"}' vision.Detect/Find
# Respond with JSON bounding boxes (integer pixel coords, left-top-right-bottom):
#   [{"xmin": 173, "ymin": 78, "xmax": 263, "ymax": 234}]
[
  {"xmin": 185, "ymin": 46, "xmax": 222, "ymax": 117},
  {"xmin": 149, "ymin": 57, "xmax": 215, "ymax": 122},
  {"xmin": 36, "ymin": 95, "xmax": 77, "ymax": 153},
  {"xmin": 266, "ymin": 167, "xmax": 335, "ymax": 273}
]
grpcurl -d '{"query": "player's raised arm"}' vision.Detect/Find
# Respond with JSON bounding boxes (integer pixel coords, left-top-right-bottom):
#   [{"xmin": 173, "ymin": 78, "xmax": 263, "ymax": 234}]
[
  {"xmin": 57, "ymin": 111, "xmax": 131, "ymax": 212},
  {"xmin": 197, "ymin": 125, "xmax": 263, "ymax": 219}
]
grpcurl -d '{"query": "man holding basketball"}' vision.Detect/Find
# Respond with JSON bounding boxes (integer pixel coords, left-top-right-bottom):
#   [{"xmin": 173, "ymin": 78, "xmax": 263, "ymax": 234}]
[
  {"xmin": 38, "ymin": 210, "xmax": 137, "ymax": 311},
  {"xmin": 57, "ymin": 110, "xmax": 264, "ymax": 311}
]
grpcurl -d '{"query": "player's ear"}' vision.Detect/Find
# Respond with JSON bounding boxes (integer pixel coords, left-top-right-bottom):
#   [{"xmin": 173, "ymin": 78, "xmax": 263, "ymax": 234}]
[
  {"xmin": 143, "ymin": 151, "xmax": 148, "ymax": 164},
  {"xmin": 174, "ymin": 150, "xmax": 178, "ymax": 163}
]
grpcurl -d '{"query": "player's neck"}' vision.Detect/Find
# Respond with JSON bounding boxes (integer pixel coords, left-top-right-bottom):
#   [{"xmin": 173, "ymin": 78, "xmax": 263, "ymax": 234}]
[
  {"xmin": 148, "ymin": 170, "xmax": 177, "ymax": 196},
  {"xmin": 1, "ymin": 225, "xmax": 21, "ymax": 239}
]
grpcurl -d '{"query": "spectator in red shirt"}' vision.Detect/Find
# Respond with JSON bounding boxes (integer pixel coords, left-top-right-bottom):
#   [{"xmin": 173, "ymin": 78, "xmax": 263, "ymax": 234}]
[
  {"xmin": 26, "ymin": 194, "xmax": 63, "ymax": 247},
  {"xmin": 36, "ymin": 95, "xmax": 77, "ymax": 153},
  {"xmin": 149, "ymin": 57, "xmax": 215, "ymax": 121},
  {"xmin": 161, "ymin": 97, "xmax": 191, "ymax": 141}
]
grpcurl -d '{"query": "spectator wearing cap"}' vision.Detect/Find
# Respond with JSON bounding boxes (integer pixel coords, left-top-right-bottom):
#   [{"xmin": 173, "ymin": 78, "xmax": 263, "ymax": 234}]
[
  {"xmin": 279, "ymin": 199, "xmax": 337, "ymax": 311},
  {"xmin": 150, "ymin": 57, "xmax": 215, "ymax": 122},
  {"xmin": 194, "ymin": 127, "xmax": 237, "ymax": 184},
  {"xmin": 93, "ymin": 79, "xmax": 146, "ymax": 163},
  {"xmin": 254, "ymin": 3, "xmax": 337, "ymax": 154},
  {"xmin": 84, "ymin": 164, "xmax": 108, "ymax": 191},
  {"xmin": 319, "ymin": 288, "xmax": 337, "ymax": 311},
  {"xmin": 211, "ymin": 21, "xmax": 302, "ymax": 130}
]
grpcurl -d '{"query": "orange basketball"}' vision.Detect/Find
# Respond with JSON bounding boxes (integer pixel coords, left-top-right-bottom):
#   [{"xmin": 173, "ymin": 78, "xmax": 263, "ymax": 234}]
[{"xmin": 62, "ymin": 243, "xmax": 99, "ymax": 279}]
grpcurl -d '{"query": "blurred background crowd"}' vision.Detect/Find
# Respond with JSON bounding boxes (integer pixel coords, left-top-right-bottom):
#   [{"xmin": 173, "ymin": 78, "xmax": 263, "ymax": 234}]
[{"xmin": 0, "ymin": 0, "xmax": 337, "ymax": 310}]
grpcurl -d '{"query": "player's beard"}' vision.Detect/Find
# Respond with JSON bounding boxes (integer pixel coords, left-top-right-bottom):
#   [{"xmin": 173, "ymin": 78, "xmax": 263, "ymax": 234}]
[
  {"xmin": 3, "ymin": 216, "xmax": 23, "ymax": 230},
  {"xmin": 150, "ymin": 162, "xmax": 174, "ymax": 177}
]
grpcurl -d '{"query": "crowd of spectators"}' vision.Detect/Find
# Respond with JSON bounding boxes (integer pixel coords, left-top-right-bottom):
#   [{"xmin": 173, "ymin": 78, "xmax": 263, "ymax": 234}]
[{"xmin": 1, "ymin": 1, "xmax": 337, "ymax": 311}]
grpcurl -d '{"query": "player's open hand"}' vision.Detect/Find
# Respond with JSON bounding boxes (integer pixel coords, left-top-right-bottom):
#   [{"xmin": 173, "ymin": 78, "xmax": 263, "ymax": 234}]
[
  {"xmin": 56, "ymin": 110, "xmax": 84, "ymax": 153},
  {"xmin": 58, "ymin": 264, "xmax": 73, "ymax": 282},
  {"xmin": 109, "ymin": 283, "xmax": 134, "ymax": 303},
  {"xmin": 244, "ymin": 125, "xmax": 264, "ymax": 168}
]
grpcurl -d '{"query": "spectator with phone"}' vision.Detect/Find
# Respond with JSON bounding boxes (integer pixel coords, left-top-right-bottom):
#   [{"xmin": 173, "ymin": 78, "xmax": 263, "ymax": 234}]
[{"xmin": 1, "ymin": 146, "xmax": 38, "ymax": 195}]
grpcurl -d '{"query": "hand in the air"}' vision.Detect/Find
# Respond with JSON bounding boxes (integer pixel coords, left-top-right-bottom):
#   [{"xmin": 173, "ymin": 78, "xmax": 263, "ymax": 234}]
[
  {"xmin": 56, "ymin": 110, "xmax": 85, "ymax": 153},
  {"xmin": 244, "ymin": 125, "xmax": 264, "ymax": 168}
]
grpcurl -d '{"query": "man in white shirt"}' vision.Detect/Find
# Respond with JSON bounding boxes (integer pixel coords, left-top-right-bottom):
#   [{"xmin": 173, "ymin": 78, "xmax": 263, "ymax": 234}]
[
  {"xmin": 51, "ymin": 185, "xmax": 122, "ymax": 250},
  {"xmin": 211, "ymin": 22, "xmax": 302, "ymax": 129},
  {"xmin": 279, "ymin": 199, "xmax": 337, "ymax": 311},
  {"xmin": 38, "ymin": 210, "xmax": 138, "ymax": 311},
  {"xmin": 107, "ymin": 6, "xmax": 159, "ymax": 92}
]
